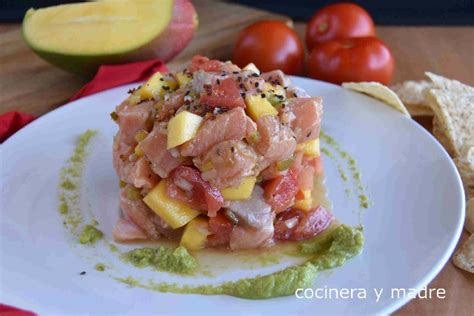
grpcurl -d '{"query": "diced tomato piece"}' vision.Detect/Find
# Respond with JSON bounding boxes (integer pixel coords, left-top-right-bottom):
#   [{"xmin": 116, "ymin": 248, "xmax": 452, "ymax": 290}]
[
  {"xmin": 295, "ymin": 190, "xmax": 306, "ymax": 200},
  {"xmin": 207, "ymin": 213, "xmax": 234, "ymax": 247},
  {"xmin": 200, "ymin": 77, "xmax": 246, "ymax": 109},
  {"xmin": 274, "ymin": 206, "xmax": 333, "ymax": 241},
  {"xmin": 263, "ymin": 169, "xmax": 299, "ymax": 213},
  {"xmin": 166, "ymin": 166, "xmax": 224, "ymax": 216},
  {"xmin": 187, "ymin": 55, "xmax": 224, "ymax": 73}
]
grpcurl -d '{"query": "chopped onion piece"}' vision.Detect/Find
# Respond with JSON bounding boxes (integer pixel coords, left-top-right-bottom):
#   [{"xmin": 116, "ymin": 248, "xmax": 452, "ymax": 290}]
[
  {"xmin": 175, "ymin": 178, "xmax": 193, "ymax": 191},
  {"xmin": 284, "ymin": 217, "xmax": 298, "ymax": 229}
]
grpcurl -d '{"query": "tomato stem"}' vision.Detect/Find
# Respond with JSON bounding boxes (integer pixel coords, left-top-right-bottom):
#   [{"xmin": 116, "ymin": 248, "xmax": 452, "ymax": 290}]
[{"xmin": 318, "ymin": 22, "xmax": 328, "ymax": 33}]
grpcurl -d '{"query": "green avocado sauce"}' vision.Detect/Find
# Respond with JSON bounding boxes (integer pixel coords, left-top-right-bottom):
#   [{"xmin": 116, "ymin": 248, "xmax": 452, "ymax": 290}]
[
  {"xmin": 320, "ymin": 131, "xmax": 370, "ymax": 211},
  {"xmin": 56, "ymin": 129, "xmax": 366, "ymax": 300},
  {"xmin": 115, "ymin": 225, "xmax": 363, "ymax": 299},
  {"xmin": 58, "ymin": 129, "xmax": 97, "ymax": 234},
  {"xmin": 95, "ymin": 263, "xmax": 106, "ymax": 272},
  {"xmin": 122, "ymin": 246, "xmax": 197, "ymax": 275},
  {"xmin": 79, "ymin": 224, "xmax": 104, "ymax": 244}
]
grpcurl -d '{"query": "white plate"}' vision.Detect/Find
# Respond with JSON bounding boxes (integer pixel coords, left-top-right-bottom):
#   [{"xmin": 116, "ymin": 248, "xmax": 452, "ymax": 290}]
[{"xmin": 0, "ymin": 77, "xmax": 465, "ymax": 315}]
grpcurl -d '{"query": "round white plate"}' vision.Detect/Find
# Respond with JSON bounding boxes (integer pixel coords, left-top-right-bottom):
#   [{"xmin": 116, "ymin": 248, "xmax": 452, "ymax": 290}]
[{"xmin": 0, "ymin": 77, "xmax": 465, "ymax": 315}]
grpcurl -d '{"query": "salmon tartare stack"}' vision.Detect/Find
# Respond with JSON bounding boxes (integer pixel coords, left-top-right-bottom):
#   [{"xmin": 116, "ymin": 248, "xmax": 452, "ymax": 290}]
[{"xmin": 111, "ymin": 56, "xmax": 332, "ymax": 250}]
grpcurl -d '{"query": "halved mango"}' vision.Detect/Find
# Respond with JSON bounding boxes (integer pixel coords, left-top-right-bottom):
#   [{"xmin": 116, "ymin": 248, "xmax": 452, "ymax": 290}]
[
  {"xmin": 180, "ymin": 217, "xmax": 210, "ymax": 250},
  {"xmin": 221, "ymin": 176, "xmax": 256, "ymax": 200},
  {"xmin": 167, "ymin": 111, "xmax": 203, "ymax": 149},
  {"xmin": 23, "ymin": 0, "xmax": 174, "ymax": 75},
  {"xmin": 143, "ymin": 180, "xmax": 199, "ymax": 229}
]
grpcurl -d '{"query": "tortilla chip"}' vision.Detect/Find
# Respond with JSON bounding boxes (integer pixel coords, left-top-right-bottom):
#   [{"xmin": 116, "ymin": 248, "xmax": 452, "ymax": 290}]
[
  {"xmin": 453, "ymin": 234, "xmax": 474, "ymax": 273},
  {"xmin": 342, "ymin": 82, "xmax": 410, "ymax": 117},
  {"xmin": 425, "ymin": 72, "xmax": 474, "ymax": 157},
  {"xmin": 433, "ymin": 117, "xmax": 457, "ymax": 156},
  {"xmin": 453, "ymin": 147, "xmax": 474, "ymax": 201},
  {"xmin": 391, "ymin": 80, "xmax": 434, "ymax": 116},
  {"xmin": 466, "ymin": 198, "xmax": 474, "ymax": 234}
]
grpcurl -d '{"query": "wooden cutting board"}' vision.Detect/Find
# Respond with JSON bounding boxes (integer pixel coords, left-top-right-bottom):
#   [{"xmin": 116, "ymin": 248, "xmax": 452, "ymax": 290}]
[{"xmin": 0, "ymin": 1, "xmax": 289, "ymax": 116}]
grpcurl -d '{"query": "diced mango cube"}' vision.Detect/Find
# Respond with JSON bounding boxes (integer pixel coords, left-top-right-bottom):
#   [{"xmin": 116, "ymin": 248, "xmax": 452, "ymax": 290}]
[
  {"xmin": 140, "ymin": 72, "xmax": 164, "ymax": 99},
  {"xmin": 243, "ymin": 63, "xmax": 260, "ymax": 75},
  {"xmin": 294, "ymin": 190, "xmax": 313, "ymax": 211},
  {"xmin": 221, "ymin": 176, "xmax": 256, "ymax": 200},
  {"xmin": 200, "ymin": 161, "xmax": 213, "ymax": 172},
  {"xmin": 167, "ymin": 111, "xmax": 203, "ymax": 149},
  {"xmin": 262, "ymin": 82, "xmax": 286, "ymax": 97},
  {"xmin": 143, "ymin": 180, "xmax": 200, "ymax": 229},
  {"xmin": 128, "ymin": 91, "xmax": 141, "ymax": 105},
  {"xmin": 134, "ymin": 144, "xmax": 144, "ymax": 157},
  {"xmin": 245, "ymin": 95, "xmax": 278, "ymax": 122},
  {"xmin": 180, "ymin": 217, "xmax": 210, "ymax": 250},
  {"xmin": 139, "ymin": 72, "xmax": 177, "ymax": 100},
  {"xmin": 296, "ymin": 138, "xmax": 320, "ymax": 157},
  {"xmin": 175, "ymin": 72, "xmax": 192, "ymax": 86},
  {"xmin": 165, "ymin": 76, "xmax": 178, "ymax": 90}
]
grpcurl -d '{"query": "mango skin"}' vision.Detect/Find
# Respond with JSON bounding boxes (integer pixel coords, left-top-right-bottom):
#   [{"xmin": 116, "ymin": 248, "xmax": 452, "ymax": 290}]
[
  {"xmin": 25, "ymin": 48, "xmax": 129, "ymax": 77},
  {"xmin": 130, "ymin": 0, "xmax": 199, "ymax": 63}
]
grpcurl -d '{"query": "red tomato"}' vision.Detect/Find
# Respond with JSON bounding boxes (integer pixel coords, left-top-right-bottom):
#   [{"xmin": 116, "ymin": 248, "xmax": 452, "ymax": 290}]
[
  {"xmin": 207, "ymin": 213, "xmax": 234, "ymax": 247},
  {"xmin": 263, "ymin": 169, "xmax": 299, "ymax": 213},
  {"xmin": 200, "ymin": 77, "xmax": 245, "ymax": 109},
  {"xmin": 274, "ymin": 206, "xmax": 333, "ymax": 241},
  {"xmin": 308, "ymin": 37, "xmax": 395, "ymax": 85},
  {"xmin": 306, "ymin": 3, "xmax": 375, "ymax": 50},
  {"xmin": 232, "ymin": 20, "xmax": 305, "ymax": 75},
  {"xmin": 166, "ymin": 166, "xmax": 224, "ymax": 216}
]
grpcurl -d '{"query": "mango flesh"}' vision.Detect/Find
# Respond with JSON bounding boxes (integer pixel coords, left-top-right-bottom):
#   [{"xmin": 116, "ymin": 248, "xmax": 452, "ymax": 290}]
[
  {"xmin": 139, "ymin": 72, "xmax": 177, "ymax": 100},
  {"xmin": 143, "ymin": 180, "xmax": 200, "ymax": 229},
  {"xmin": 245, "ymin": 95, "xmax": 278, "ymax": 122},
  {"xmin": 221, "ymin": 176, "xmax": 257, "ymax": 200},
  {"xmin": 22, "ymin": 0, "xmax": 198, "ymax": 75},
  {"xmin": 296, "ymin": 138, "xmax": 321, "ymax": 158},
  {"xmin": 294, "ymin": 190, "xmax": 313, "ymax": 211},
  {"xmin": 167, "ymin": 111, "xmax": 203, "ymax": 149},
  {"xmin": 180, "ymin": 217, "xmax": 210, "ymax": 250}
]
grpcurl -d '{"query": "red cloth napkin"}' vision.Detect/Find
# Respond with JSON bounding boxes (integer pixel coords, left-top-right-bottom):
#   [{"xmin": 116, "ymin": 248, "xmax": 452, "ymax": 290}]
[
  {"xmin": 0, "ymin": 59, "xmax": 167, "ymax": 143},
  {"xmin": 0, "ymin": 112, "xmax": 36, "ymax": 143},
  {"xmin": 0, "ymin": 304, "xmax": 36, "ymax": 316}
]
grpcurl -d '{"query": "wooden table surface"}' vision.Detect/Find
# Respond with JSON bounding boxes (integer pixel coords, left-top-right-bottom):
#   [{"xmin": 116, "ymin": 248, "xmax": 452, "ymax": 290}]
[{"xmin": 1, "ymin": 1, "xmax": 473, "ymax": 314}]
